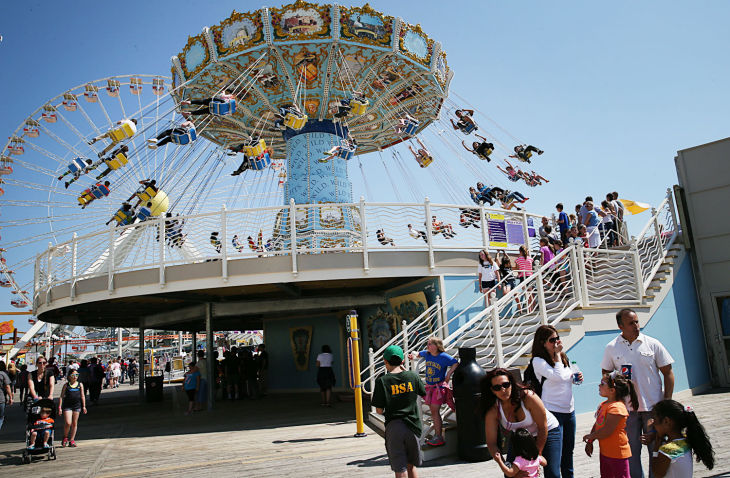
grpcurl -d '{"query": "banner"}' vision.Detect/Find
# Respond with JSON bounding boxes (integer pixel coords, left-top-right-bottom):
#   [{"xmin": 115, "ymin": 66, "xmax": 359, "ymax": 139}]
[
  {"xmin": 487, "ymin": 213, "xmax": 507, "ymax": 248},
  {"xmin": 0, "ymin": 320, "xmax": 13, "ymax": 335},
  {"xmin": 289, "ymin": 326, "xmax": 313, "ymax": 371}
]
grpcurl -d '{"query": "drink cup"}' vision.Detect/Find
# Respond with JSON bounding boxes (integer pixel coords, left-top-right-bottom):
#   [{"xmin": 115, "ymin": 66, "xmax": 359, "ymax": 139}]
[
  {"xmin": 572, "ymin": 372, "xmax": 583, "ymax": 385},
  {"xmin": 621, "ymin": 364, "xmax": 632, "ymax": 380}
]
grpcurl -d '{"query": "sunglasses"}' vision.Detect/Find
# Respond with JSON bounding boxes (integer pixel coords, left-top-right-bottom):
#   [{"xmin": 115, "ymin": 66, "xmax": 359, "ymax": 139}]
[
  {"xmin": 37, "ymin": 361, "xmax": 47, "ymax": 365},
  {"xmin": 548, "ymin": 336, "xmax": 561, "ymax": 344},
  {"xmin": 491, "ymin": 382, "xmax": 512, "ymax": 392}
]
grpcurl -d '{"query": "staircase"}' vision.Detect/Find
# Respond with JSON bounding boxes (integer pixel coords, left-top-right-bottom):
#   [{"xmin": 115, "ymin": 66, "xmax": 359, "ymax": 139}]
[{"xmin": 361, "ymin": 188, "xmax": 681, "ymax": 460}]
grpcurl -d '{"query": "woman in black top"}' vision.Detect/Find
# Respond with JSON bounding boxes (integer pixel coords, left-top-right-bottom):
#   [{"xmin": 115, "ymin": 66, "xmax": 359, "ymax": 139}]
[
  {"xmin": 58, "ymin": 369, "xmax": 86, "ymax": 447},
  {"xmin": 28, "ymin": 356, "xmax": 54, "ymax": 404}
]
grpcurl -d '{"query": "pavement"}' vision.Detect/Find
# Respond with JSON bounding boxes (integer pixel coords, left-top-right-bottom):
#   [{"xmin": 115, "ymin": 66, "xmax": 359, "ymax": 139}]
[{"xmin": 1, "ymin": 381, "xmax": 729, "ymax": 477}]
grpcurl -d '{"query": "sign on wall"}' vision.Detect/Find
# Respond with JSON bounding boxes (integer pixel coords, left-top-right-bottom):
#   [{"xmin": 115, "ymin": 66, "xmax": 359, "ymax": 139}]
[{"xmin": 289, "ymin": 326, "xmax": 313, "ymax": 371}]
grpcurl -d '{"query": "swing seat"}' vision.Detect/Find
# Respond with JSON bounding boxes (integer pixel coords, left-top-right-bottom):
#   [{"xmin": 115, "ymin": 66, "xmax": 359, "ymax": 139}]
[
  {"xmin": 78, "ymin": 191, "xmax": 94, "ymax": 206},
  {"xmin": 417, "ymin": 155, "xmax": 433, "ymax": 168},
  {"xmin": 523, "ymin": 151, "xmax": 532, "ymax": 160},
  {"xmin": 171, "ymin": 128, "xmax": 197, "ymax": 145},
  {"xmin": 460, "ymin": 122, "xmax": 476, "ymax": 134},
  {"xmin": 250, "ymin": 152, "xmax": 272, "ymax": 171},
  {"xmin": 114, "ymin": 209, "xmax": 135, "ymax": 226},
  {"xmin": 93, "ymin": 184, "xmax": 111, "ymax": 198},
  {"xmin": 108, "ymin": 123, "xmax": 136, "ymax": 142},
  {"xmin": 136, "ymin": 207, "xmax": 152, "ymax": 222},
  {"xmin": 479, "ymin": 148, "xmax": 493, "ymax": 159},
  {"xmin": 67, "ymin": 158, "xmax": 87, "ymax": 174},
  {"xmin": 349, "ymin": 98, "xmax": 368, "ymax": 115},
  {"xmin": 283, "ymin": 111, "xmax": 308, "ymax": 130},
  {"xmin": 400, "ymin": 119, "xmax": 419, "ymax": 136},
  {"xmin": 337, "ymin": 145, "xmax": 356, "ymax": 160},
  {"xmin": 209, "ymin": 98, "xmax": 236, "ymax": 116},
  {"xmin": 136, "ymin": 186, "xmax": 157, "ymax": 203},
  {"xmin": 244, "ymin": 138, "xmax": 267, "ymax": 157},
  {"xmin": 106, "ymin": 152, "xmax": 129, "ymax": 170}
]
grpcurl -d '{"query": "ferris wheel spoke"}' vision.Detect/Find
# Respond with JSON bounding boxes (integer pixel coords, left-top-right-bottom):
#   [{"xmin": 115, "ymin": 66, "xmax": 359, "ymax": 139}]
[
  {"xmin": 54, "ymin": 107, "xmax": 104, "ymax": 158},
  {"xmin": 3, "ymin": 178, "xmax": 77, "ymax": 197},
  {"xmin": 9, "ymin": 156, "xmax": 61, "ymax": 178},
  {"xmin": 94, "ymin": 93, "xmax": 115, "ymax": 128},
  {"xmin": 37, "ymin": 119, "xmax": 88, "ymax": 160},
  {"xmin": 75, "ymin": 101, "xmax": 103, "ymax": 136}
]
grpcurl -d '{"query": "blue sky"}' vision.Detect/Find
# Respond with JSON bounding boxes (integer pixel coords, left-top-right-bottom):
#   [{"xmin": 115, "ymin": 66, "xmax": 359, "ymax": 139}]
[{"xmin": 1, "ymin": 0, "xmax": 729, "ymax": 333}]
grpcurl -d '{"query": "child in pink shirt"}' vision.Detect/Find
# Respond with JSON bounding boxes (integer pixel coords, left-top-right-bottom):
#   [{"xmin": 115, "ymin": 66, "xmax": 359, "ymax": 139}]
[{"xmin": 496, "ymin": 428, "xmax": 547, "ymax": 477}]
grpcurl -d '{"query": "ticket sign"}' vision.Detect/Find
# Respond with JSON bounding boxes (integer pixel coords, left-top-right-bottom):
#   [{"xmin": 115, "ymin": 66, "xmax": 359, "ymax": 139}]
[{"xmin": 487, "ymin": 213, "xmax": 507, "ymax": 248}]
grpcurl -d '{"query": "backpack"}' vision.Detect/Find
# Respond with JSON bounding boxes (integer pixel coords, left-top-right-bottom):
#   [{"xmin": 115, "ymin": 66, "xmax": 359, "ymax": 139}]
[{"xmin": 523, "ymin": 358, "xmax": 546, "ymax": 397}]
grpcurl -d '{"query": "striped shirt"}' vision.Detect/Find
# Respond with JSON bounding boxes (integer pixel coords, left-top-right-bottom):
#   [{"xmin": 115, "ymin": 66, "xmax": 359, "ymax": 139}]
[{"xmin": 515, "ymin": 256, "xmax": 533, "ymax": 278}]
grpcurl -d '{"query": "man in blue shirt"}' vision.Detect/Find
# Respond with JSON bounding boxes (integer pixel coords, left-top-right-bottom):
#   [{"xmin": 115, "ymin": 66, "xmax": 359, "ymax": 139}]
[{"xmin": 556, "ymin": 203, "xmax": 570, "ymax": 243}]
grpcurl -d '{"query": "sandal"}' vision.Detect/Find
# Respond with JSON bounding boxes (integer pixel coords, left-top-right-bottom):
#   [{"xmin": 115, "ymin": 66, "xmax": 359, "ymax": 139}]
[
  {"xmin": 69, "ymin": 440, "xmax": 77, "ymax": 447},
  {"xmin": 62, "ymin": 437, "xmax": 69, "ymax": 447}
]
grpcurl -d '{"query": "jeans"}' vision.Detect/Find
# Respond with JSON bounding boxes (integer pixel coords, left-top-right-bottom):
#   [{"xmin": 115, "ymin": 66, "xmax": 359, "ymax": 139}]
[
  {"xmin": 627, "ymin": 411, "xmax": 654, "ymax": 478},
  {"xmin": 0, "ymin": 401, "xmax": 5, "ymax": 431},
  {"xmin": 551, "ymin": 410, "xmax": 576, "ymax": 478},
  {"xmin": 541, "ymin": 426, "xmax": 562, "ymax": 478}
]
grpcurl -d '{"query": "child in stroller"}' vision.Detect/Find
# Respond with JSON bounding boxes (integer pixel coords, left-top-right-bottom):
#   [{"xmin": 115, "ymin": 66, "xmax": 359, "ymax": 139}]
[{"xmin": 23, "ymin": 398, "xmax": 57, "ymax": 463}]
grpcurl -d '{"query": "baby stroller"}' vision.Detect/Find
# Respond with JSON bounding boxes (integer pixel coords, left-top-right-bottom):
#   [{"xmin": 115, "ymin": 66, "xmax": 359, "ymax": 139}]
[{"xmin": 22, "ymin": 398, "xmax": 57, "ymax": 463}]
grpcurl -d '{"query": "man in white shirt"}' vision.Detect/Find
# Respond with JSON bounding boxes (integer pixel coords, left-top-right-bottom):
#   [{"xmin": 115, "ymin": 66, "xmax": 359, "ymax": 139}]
[{"xmin": 601, "ymin": 308, "xmax": 674, "ymax": 478}]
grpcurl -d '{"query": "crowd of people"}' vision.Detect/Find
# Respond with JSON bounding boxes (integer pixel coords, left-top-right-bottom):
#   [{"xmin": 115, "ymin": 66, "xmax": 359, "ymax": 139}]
[{"xmin": 373, "ymin": 309, "xmax": 715, "ymax": 478}]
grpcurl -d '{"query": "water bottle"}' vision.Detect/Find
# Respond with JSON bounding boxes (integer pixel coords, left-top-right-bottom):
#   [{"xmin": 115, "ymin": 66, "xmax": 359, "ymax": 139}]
[{"xmin": 571, "ymin": 361, "xmax": 583, "ymax": 385}]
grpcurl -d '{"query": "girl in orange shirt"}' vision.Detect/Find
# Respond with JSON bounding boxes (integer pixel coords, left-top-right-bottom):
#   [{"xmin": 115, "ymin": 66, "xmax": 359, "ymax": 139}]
[{"xmin": 583, "ymin": 373, "xmax": 638, "ymax": 478}]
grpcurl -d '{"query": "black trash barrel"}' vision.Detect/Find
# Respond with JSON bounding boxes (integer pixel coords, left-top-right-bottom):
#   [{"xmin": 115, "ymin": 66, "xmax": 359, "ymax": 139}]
[
  {"xmin": 145, "ymin": 375, "xmax": 164, "ymax": 402},
  {"xmin": 452, "ymin": 347, "xmax": 490, "ymax": 462}
]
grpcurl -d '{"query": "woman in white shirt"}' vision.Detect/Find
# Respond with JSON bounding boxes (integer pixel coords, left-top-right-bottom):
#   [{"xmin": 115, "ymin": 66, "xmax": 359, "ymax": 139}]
[
  {"xmin": 316, "ymin": 345, "xmax": 335, "ymax": 407},
  {"xmin": 477, "ymin": 250, "xmax": 500, "ymax": 306},
  {"xmin": 530, "ymin": 325, "xmax": 583, "ymax": 478}
]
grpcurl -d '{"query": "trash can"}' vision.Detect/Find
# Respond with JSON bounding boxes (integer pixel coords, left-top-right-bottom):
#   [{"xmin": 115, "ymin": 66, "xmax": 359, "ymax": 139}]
[
  {"xmin": 145, "ymin": 375, "xmax": 164, "ymax": 402},
  {"xmin": 453, "ymin": 347, "xmax": 490, "ymax": 462}
]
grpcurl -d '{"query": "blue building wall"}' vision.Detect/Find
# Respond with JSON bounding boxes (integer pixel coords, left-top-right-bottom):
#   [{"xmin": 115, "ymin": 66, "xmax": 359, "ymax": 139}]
[
  {"xmin": 265, "ymin": 314, "xmax": 345, "ymax": 391},
  {"xmin": 567, "ymin": 256, "xmax": 710, "ymax": 413}
]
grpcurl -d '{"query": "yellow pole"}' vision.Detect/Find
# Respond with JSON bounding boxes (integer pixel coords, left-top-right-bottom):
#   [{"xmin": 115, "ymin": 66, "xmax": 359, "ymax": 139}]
[{"xmin": 348, "ymin": 310, "xmax": 367, "ymax": 437}]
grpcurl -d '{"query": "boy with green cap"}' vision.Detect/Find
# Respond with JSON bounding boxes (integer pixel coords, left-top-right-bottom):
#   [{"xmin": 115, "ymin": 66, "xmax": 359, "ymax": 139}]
[{"xmin": 372, "ymin": 345, "xmax": 427, "ymax": 478}]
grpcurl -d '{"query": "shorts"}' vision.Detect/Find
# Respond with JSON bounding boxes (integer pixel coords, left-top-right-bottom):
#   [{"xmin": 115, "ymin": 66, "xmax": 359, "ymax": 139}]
[
  {"xmin": 384, "ymin": 419, "xmax": 423, "ymax": 472},
  {"xmin": 599, "ymin": 454, "xmax": 630, "ymax": 478},
  {"xmin": 62, "ymin": 407, "xmax": 82, "ymax": 413},
  {"xmin": 424, "ymin": 383, "xmax": 447, "ymax": 406},
  {"xmin": 185, "ymin": 389, "xmax": 196, "ymax": 401},
  {"xmin": 481, "ymin": 280, "xmax": 496, "ymax": 290}
]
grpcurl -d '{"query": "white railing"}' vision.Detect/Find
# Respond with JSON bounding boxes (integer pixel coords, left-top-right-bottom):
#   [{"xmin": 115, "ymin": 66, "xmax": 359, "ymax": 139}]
[
  {"xmin": 34, "ymin": 199, "xmax": 548, "ymax": 305},
  {"xmin": 365, "ymin": 188, "xmax": 680, "ymax": 432}
]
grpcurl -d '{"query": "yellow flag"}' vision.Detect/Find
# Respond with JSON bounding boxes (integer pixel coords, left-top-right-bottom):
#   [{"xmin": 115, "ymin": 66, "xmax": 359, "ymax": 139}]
[{"xmin": 621, "ymin": 199, "xmax": 651, "ymax": 215}]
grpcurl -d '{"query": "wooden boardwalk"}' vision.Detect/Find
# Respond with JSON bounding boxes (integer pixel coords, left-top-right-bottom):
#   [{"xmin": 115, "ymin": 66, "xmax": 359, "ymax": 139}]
[{"xmin": 1, "ymin": 383, "xmax": 729, "ymax": 477}]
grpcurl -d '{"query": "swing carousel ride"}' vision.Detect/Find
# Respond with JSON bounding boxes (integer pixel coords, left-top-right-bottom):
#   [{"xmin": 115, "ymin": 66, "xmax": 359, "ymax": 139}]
[{"xmin": 0, "ymin": 2, "xmax": 549, "ymax": 328}]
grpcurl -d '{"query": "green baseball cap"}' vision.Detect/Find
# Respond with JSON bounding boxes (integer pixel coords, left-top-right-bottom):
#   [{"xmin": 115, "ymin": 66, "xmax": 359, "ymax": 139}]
[{"xmin": 383, "ymin": 345, "xmax": 404, "ymax": 365}]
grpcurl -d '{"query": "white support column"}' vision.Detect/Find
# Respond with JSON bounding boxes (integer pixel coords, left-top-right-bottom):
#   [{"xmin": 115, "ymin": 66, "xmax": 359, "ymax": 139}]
[
  {"xmin": 631, "ymin": 240, "xmax": 646, "ymax": 302},
  {"xmin": 569, "ymin": 246, "xmax": 585, "ymax": 307},
  {"xmin": 138, "ymin": 326, "xmax": 145, "ymax": 401},
  {"xmin": 118, "ymin": 328, "xmax": 123, "ymax": 358},
  {"xmin": 491, "ymin": 307, "xmax": 504, "ymax": 368},
  {"xmin": 536, "ymin": 271, "xmax": 549, "ymax": 325},
  {"xmin": 435, "ymin": 295, "xmax": 446, "ymax": 340},
  {"xmin": 71, "ymin": 233, "xmax": 78, "ymax": 300},
  {"xmin": 46, "ymin": 242, "xmax": 53, "ymax": 305},
  {"xmin": 360, "ymin": 197, "xmax": 369, "ymax": 271},
  {"xmin": 424, "ymin": 197, "xmax": 435, "ymax": 269},
  {"xmin": 220, "ymin": 205, "xmax": 228, "ymax": 281},
  {"xmin": 651, "ymin": 207, "xmax": 663, "ymax": 253},
  {"xmin": 521, "ymin": 211, "xmax": 530, "ymax": 251},
  {"xmin": 289, "ymin": 198, "xmax": 298, "ymax": 275},
  {"xmin": 178, "ymin": 331, "xmax": 183, "ymax": 356},
  {"xmin": 479, "ymin": 202, "xmax": 489, "ymax": 249},
  {"xmin": 368, "ymin": 347, "xmax": 375, "ymax": 413},
  {"xmin": 205, "ymin": 303, "xmax": 215, "ymax": 410},
  {"xmin": 158, "ymin": 216, "xmax": 166, "ymax": 286},
  {"xmin": 667, "ymin": 187, "xmax": 679, "ymax": 236},
  {"xmin": 108, "ymin": 227, "xmax": 115, "ymax": 292},
  {"xmin": 577, "ymin": 244, "xmax": 590, "ymax": 306}
]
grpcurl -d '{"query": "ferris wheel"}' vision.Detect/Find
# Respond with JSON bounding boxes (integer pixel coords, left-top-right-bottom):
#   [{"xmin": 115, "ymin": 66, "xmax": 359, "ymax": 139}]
[{"xmin": 0, "ymin": 74, "xmax": 284, "ymax": 310}]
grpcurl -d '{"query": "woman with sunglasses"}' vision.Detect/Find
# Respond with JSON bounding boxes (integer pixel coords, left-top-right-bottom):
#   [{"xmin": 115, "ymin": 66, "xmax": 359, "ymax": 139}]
[
  {"xmin": 27, "ymin": 356, "xmax": 54, "ymax": 403},
  {"xmin": 58, "ymin": 369, "xmax": 86, "ymax": 447},
  {"xmin": 481, "ymin": 368, "xmax": 561, "ymax": 478},
  {"xmin": 530, "ymin": 325, "xmax": 583, "ymax": 478}
]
